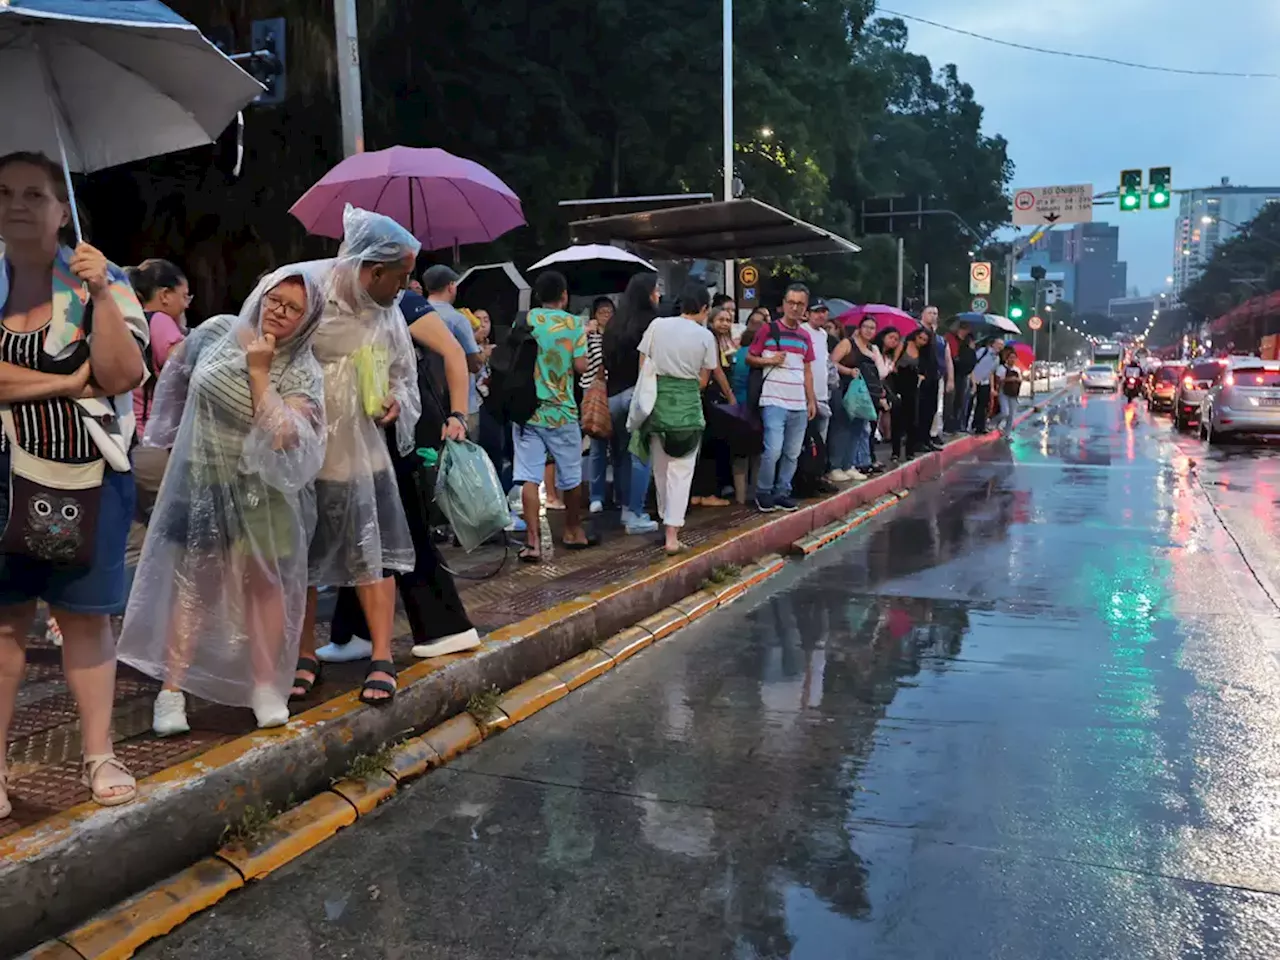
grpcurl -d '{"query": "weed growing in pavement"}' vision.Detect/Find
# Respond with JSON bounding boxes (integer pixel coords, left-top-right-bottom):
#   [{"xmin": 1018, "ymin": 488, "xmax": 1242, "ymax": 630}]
[
  {"xmin": 466, "ymin": 686, "xmax": 503, "ymax": 725},
  {"xmin": 221, "ymin": 800, "xmax": 281, "ymax": 848},
  {"xmin": 700, "ymin": 562, "xmax": 743, "ymax": 591},
  {"xmin": 343, "ymin": 743, "xmax": 397, "ymax": 782}
]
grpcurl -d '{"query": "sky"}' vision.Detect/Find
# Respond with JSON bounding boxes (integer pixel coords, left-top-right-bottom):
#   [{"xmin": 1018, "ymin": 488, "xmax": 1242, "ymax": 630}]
[{"xmin": 888, "ymin": 0, "xmax": 1280, "ymax": 295}]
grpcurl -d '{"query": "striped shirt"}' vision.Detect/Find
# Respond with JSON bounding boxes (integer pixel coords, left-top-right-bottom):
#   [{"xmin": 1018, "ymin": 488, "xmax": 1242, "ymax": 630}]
[
  {"xmin": 0, "ymin": 322, "xmax": 96, "ymax": 463},
  {"xmin": 749, "ymin": 321, "xmax": 814, "ymax": 412},
  {"xmin": 580, "ymin": 330, "xmax": 605, "ymax": 391}
]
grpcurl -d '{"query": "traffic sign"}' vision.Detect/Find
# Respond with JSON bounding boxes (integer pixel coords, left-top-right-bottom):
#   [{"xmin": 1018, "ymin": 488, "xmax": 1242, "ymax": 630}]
[
  {"xmin": 1011, "ymin": 184, "xmax": 1094, "ymax": 226},
  {"xmin": 970, "ymin": 297, "xmax": 989, "ymax": 313},
  {"xmin": 743, "ymin": 287, "xmax": 757, "ymax": 302},
  {"xmin": 1028, "ymin": 315, "xmax": 1043, "ymax": 331},
  {"xmin": 969, "ymin": 261, "xmax": 992, "ymax": 295},
  {"xmin": 739, "ymin": 265, "xmax": 759, "ymax": 286}
]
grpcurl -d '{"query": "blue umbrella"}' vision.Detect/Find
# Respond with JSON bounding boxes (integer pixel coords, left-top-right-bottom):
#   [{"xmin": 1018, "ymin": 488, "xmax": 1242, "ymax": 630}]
[{"xmin": 0, "ymin": 0, "xmax": 263, "ymax": 238}]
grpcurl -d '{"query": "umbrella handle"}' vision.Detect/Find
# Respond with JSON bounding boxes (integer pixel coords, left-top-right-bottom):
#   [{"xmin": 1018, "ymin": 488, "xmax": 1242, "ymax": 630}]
[{"xmin": 36, "ymin": 41, "xmax": 84, "ymax": 246}]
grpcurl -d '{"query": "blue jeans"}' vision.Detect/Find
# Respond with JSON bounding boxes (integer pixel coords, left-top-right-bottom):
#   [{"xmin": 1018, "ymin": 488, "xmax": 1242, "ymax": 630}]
[
  {"xmin": 755, "ymin": 405, "xmax": 808, "ymax": 500},
  {"xmin": 587, "ymin": 387, "xmax": 651, "ymax": 516},
  {"xmin": 828, "ymin": 398, "xmax": 871, "ymax": 472}
]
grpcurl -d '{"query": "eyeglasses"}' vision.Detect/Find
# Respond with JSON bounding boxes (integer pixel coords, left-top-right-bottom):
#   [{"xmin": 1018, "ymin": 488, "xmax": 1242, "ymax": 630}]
[
  {"xmin": 783, "ymin": 299, "xmax": 807, "ymax": 309},
  {"xmin": 263, "ymin": 292, "xmax": 305, "ymax": 320}
]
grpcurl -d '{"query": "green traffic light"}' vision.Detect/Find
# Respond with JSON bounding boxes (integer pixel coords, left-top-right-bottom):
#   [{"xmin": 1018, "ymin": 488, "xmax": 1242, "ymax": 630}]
[
  {"xmin": 1122, "ymin": 193, "xmax": 1140, "ymax": 209},
  {"xmin": 1149, "ymin": 189, "xmax": 1170, "ymax": 210},
  {"xmin": 1010, "ymin": 305, "xmax": 1024, "ymax": 319}
]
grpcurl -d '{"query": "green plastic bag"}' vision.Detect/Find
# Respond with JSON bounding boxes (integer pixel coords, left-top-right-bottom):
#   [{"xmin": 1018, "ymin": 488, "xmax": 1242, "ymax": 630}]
[
  {"xmin": 842, "ymin": 376, "xmax": 877, "ymax": 421},
  {"xmin": 352, "ymin": 344, "xmax": 390, "ymax": 417},
  {"xmin": 434, "ymin": 439, "xmax": 509, "ymax": 552}
]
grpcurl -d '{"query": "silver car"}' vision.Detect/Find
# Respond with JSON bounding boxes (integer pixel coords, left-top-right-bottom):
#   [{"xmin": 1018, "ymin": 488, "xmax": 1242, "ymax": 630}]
[
  {"xmin": 1081, "ymin": 364, "xmax": 1117, "ymax": 392},
  {"xmin": 1174, "ymin": 359, "xmax": 1226, "ymax": 431},
  {"xmin": 1200, "ymin": 360, "xmax": 1280, "ymax": 443}
]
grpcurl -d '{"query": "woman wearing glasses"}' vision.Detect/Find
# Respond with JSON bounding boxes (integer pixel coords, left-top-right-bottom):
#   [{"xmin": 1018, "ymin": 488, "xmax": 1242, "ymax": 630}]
[{"xmin": 119, "ymin": 267, "xmax": 329, "ymax": 734}]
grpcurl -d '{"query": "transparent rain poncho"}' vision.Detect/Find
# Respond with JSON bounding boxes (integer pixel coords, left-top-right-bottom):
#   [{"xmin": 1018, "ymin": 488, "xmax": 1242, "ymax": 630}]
[
  {"xmin": 303, "ymin": 205, "xmax": 422, "ymax": 586},
  {"xmin": 117, "ymin": 267, "xmax": 328, "ymax": 708}
]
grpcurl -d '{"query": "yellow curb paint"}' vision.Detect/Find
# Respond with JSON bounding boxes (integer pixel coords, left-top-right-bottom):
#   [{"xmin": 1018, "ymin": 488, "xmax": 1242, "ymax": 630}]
[
  {"xmin": 21, "ymin": 941, "xmax": 84, "ymax": 959},
  {"xmin": 422, "ymin": 714, "xmax": 483, "ymax": 763},
  {"xmin": 60, "ymin": 858, "xmax": 243, "ymax": 960},
  {"xmin": 398, "ymin": 650, "xmax": 479, "ymax": 687},
  {"xmin": 598, "ymin": 625, "xmax": 655, "ymax": 664},
  {"xmin": 381, "ymin": 736, "xmax": 441, "ymax": 783},
  {"xmin": 635, "ymin": 607, "xmax": 689, "ymax": 641},
  {"xmin": 706, "ymin": 574, "xmax": 748, "ymax": 605},
  {"xmin": 474, "ymin": 707, "xmax": 512, "ymax": 738},
  {"xmin": 216, "ymin": 792, "xmax": 356, "ymax": 882},
  {"xmin": 548, "ymin": 649, "xmax": 616, "ymax": 691},
  {"xmin": 496, "ymin": 673, "xmax": 570, "ymax": 724},
  {"xmin": 330, "ymin": 771, "xmax": 398, "ymax": 816},
  {"xmin": 671, "ymin": 589, "xmax": 719, "ymax": 623}
]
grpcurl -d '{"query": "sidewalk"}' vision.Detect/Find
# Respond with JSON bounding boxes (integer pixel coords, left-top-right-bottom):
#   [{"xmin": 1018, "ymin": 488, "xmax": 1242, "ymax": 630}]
[{"xmin": 2, "ymin": 387, "xmax": 1071, "ymax": 955}]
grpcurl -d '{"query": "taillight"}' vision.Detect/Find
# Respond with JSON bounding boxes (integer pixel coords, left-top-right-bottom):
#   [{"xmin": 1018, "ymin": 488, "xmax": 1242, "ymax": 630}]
[
  {"xmin": 1225, "ymin": 374, "xmax": 1235, "ymax": 387},
  {"xmin": 1183, "ymin": 376, "xmax": 1194, "ymax": 389}
]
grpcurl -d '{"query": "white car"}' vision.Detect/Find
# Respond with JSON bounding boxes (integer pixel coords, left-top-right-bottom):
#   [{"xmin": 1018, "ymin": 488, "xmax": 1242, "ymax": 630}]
[
  {"xmin": 1081, "ymin": 364, "xmax": 1118, "ymax": 392},
  {"xmin": 1200, "ymin": 359, "xmax": 1280, "ymax": 443}
]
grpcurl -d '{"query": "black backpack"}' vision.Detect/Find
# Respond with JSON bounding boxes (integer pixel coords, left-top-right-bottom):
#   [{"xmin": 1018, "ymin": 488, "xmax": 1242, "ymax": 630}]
[
  {"xmin": 746, "ymin": 320, "xmax": 784, "ymax": 410},
  {"xmin": 792, "ymin": 423, "xmax": 828, "ymax": 498},
  {"xmin": 484, "ymin": 315, "xmax": 540, "ymax": 425}
]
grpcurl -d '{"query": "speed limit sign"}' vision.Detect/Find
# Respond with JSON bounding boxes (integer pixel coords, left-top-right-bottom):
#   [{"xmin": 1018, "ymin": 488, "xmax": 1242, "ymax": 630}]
[{"xmin": 1028, "ymin": 315, "xmax": 1043, "ymax": 331}]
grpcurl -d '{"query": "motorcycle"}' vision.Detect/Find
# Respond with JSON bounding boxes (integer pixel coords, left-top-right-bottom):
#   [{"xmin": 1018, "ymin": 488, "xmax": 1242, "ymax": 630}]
[{"xmin": 1123, "ymin": 375, "xmax": 1142, "ymax": 402}]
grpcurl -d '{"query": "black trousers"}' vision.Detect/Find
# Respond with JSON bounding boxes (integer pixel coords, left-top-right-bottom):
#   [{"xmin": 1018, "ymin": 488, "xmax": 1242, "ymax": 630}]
[
  {"xmin": 971, "ymin": 384, "xmax": 992, "ymax": 433},
  {"xmin": 891, "ymin": 375, "xmax": 921, "ymax": 458},
  {"xmin": 329, "ymin": 448, "xmax": 473, "ymax": 647}
]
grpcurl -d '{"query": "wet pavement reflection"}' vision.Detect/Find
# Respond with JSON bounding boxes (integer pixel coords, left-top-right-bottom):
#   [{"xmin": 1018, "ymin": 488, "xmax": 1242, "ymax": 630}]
[{"xmin": 139, "ymin": 392, "xmax": 1280, "ymax": 959}]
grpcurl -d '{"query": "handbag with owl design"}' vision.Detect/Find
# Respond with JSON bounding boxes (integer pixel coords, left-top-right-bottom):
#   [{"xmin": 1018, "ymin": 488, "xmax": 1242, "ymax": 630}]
[{"xmin": 0, "ymin": 409, "xmax": 103, "ymax": 568}]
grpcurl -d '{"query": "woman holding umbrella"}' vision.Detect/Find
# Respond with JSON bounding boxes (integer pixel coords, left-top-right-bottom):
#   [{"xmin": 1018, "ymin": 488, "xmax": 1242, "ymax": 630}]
[{"xmin": 0, "ymin": 152, "xmax": 150, "ymax": 813}]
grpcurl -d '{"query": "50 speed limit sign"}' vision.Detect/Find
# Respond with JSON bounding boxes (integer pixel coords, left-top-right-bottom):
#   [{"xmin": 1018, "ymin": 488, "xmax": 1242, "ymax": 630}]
[{"xmin": 969, "ymin": 261, "xmax": 992, "ymax": 296}]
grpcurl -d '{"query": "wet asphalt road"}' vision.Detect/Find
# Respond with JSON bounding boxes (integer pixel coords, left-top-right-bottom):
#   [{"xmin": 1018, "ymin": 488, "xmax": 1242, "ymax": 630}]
[{"xmin": 138, "ymin": 390, "xmax": 1280, "ymax": 959}]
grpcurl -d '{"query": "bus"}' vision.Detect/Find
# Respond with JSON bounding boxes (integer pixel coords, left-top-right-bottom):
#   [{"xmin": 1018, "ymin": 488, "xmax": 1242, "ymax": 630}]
[{"xmin": 1092, "ymin": 342, "xmax": 1123, "ymax": 371}]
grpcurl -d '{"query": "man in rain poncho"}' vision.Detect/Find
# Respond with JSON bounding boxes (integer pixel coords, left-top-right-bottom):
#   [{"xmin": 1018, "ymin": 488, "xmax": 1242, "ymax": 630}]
[{"xmin": 293, "ymin": 206, "xmax": 424, "ymax": 706}]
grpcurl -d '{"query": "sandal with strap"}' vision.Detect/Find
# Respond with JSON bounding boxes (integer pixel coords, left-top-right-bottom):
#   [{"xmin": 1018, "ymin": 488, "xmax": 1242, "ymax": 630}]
[
  {"xmin": 289, "ymin": 657, "xmax": 323, "ymax": 702},
  {"xmin": 0, "ymin": 767, "xmax": 10, "ymax": 820},
  {"xmin": 359, "ymin": 659, "xmax": 398, "ymax": 707},
  {"xmin": 82, "ymin": 754, "xmax": 137, "ymax": 808}
]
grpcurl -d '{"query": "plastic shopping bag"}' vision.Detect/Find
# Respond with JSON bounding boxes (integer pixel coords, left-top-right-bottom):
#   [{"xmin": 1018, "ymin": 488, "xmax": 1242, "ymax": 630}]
[
  {"xmin": 842, "ymin": 376, "xmax": 877, "ymax": 421},
  {"xmin": 434, "ymin": 439, "xmax": 509, "ymax": 552},
  {"xmin": 626, "ymin": 360, "xmax": 658, "ymax": 432},
  {"xmin": 352, "ymin": 344, "xmax": 391, "ymax": 417}
]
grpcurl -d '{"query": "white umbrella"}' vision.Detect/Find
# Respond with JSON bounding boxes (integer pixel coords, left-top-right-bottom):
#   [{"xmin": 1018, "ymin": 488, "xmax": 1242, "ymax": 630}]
[
  {"xmin": 0, "ymin": 0, "xmax": 264, "ymax": 239},
  {"xmin": 529, "ymin": 244, "xmax": 656, "ymax": 295},
  {"xmin": 983, "ymin": 314, "xmax": 1022, "ymax": 335}
]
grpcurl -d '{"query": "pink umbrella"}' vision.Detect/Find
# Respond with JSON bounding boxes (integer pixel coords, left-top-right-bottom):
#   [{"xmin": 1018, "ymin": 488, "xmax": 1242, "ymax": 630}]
[
  {"xmin": 289, "ymin": 146, "xmax": 525, "ymax": 251},
  {"xmin": 1008, "ymin": 342, "xmax": 1035, "ymax": 369},
  {"xmin": 835, "ymin": 304, "xmax": 918, "ymax": 337}
]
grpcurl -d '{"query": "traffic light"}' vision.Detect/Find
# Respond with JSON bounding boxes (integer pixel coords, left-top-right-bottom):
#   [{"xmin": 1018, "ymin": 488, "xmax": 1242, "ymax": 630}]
[
  {"xmin": 1009, "ymin": 286, "xmax": 1025, "ymax": 321},
  {"xmin": 1148, "ymin": 166, "xmax": 1172, "ymax": 210},
  {"xmin": 1119, "ymin": 169, "xmax": 1143, "ymax": 213}
]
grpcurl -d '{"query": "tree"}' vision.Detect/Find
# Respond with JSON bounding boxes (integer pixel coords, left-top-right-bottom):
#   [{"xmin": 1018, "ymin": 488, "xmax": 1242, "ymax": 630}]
[{"xmin": 1180, "ymin": 203, "xmax": 1280, "ymax": 320}]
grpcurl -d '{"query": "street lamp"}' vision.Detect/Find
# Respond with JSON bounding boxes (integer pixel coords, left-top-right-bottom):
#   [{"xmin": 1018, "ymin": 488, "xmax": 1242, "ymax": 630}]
[{"xmin": 759, "ymin": 126, "xmax": 773, "ymax": 140}]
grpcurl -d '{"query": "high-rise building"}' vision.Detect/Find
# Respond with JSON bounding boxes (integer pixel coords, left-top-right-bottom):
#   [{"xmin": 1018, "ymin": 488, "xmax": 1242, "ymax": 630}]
[
  {"xmin": 1172, "ymin": 181, "xmax": 1280, "ymax": 297},
  {"xmin": 1016, "ymin": 222, "xmax": 1126, "ymax": 315}
]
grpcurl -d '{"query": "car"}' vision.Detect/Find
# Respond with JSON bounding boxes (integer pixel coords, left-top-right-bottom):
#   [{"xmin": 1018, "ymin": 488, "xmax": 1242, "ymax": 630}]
[
  {"xmin": 1200, "ymin": 359, "xmax": 1280, "ymax": 444},
  {"xmin": 1148, "ymin": 363, "xmax": 1186, "ymax": 413},
  {"xmin": 1081, "ymin": 364, "xmax": 1118, "ymax": 392},
  {"xmin": 1174, "ymin": 359, "xmax": 1228, "ymax": 430}
]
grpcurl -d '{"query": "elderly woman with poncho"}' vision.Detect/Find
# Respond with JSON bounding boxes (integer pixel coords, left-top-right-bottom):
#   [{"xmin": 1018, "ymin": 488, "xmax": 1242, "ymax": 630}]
[
  {"xmin": 629, "ymin": 283, "xmax": 735, "ymax": 556},
  {"xmin": 119, "ymin": 266, "xmax": 329, "ymax": 734}
]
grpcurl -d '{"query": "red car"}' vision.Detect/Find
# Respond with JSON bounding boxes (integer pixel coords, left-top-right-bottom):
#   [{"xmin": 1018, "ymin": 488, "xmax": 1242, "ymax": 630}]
[{"xmin": 1148, "ymin": 364, "xmax": 1186, "ymax": 413}]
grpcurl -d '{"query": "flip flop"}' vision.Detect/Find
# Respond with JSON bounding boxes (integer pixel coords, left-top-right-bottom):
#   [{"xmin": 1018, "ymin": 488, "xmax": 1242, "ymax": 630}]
[
  {"xmin": 562, "ymin": 535, "xmax": 600, "ymax": 551},
  {"xmin": 664, "ymin": 543, "xmax": 690, "ymax": 557},
  {"xmin": 518, "ymin": 546, "xmax": 542, "ymax": 563}
]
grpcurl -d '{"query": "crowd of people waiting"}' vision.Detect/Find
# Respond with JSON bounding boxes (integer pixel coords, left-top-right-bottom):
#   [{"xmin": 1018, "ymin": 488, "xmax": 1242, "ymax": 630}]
[{"xmin": 0, "ymin": 148, "xmax": 1024, "ymax": 819}]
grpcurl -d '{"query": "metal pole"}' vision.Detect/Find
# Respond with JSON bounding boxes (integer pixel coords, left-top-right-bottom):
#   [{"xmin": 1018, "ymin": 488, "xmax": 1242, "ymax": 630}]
[
  {"xmin": 896, "ymin": 236, "xmax": 905, "ymax": 310},
  {"xmin": 334, "ymin": 0, "xmax": 365, "ymax": 157},
  {"xmin": 923, "ymin": 262, "xmax": 930, "ymax": 306},
  {"xmin": 1005, "ymin": 248, "xmax": 1014, "ymax": 316},
  {"xmin": 722, "ymin": 0, "xmax": 735, "ymax": 303},
  {"xmin": 1031, "ymin": 327, "xmax": 1038, "ymax": 399}
]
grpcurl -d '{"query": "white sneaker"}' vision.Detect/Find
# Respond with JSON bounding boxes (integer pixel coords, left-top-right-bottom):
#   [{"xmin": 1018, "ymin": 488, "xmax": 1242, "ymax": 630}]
[
  {"xmin": 252, "ymin": 686, "xmax": 290, "ymax": 729},
  {"xmin": 316, "ymin": 637, "xmax": 373, "ymax": 663},
  {"xmin": 827, "ymin": 469, "xmax": 851, "ymax": 483},
  {"xmin": 589, "ymin": 500, "xmax": 604, "ymax": 514},
  {"xmin": 153, "ymin": 690, "xmax": 190, "ymax": 737},
  {"xmin": 412, "ymin": 628, "xmax": 482, "ymax": 659},
  {"xmin": 848, "ymin": 469, "xmax": 869, "ymax": 481}
]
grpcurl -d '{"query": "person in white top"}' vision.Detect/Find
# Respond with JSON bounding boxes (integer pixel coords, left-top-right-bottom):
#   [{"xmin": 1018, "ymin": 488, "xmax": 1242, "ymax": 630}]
[
  {"xmin": 806, "ymin": 299, "xmax": 833, "ymax": 442},
  {"xmin": 968, "ymin": 337, "xmax": 1004, "ymax": 434}
]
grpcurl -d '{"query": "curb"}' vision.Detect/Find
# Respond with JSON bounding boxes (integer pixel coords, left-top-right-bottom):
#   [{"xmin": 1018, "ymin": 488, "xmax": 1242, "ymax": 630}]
[{"xmin": 9, "ymin": 386, "xmax": 1075, "ymax": 957}]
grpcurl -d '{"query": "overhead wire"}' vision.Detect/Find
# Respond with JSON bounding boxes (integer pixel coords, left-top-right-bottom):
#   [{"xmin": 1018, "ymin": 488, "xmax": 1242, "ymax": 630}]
[{"xmin": 878, "ymin": 9, "xmax": 1280, "ymax": 81}]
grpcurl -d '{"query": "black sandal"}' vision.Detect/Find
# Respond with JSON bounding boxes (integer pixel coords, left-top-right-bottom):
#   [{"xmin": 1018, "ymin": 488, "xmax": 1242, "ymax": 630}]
[
  {"xmin": 359, "ymin": 660, "xmax": 398, "ymax": 707},
  {"xmin": 289, "ymin": 657, "xmax": 322, "ymax": 702}
]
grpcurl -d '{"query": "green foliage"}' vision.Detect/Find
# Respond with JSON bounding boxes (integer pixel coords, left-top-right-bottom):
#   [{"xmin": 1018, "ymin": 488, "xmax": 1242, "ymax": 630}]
[
  {"xmin": 92, "ymin": 1, "xmax": 1012, "ymax": 320},
  {"xmin": 1180, "ymin": 204, "xmax": 1280, "ymax": 320}
]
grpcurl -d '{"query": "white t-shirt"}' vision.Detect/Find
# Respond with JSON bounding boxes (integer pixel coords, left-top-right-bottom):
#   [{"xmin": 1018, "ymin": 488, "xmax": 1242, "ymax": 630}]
[
  {"xmin": 638, "ymin": 315, "xmax": 719, "ymax": 379},
  {"xmin": 807, "ymin": 323, "xmax": 831, "ymax": 403},
  {"xmin": 971, "ymin": 347, "xmax": 1000, "ymax": 384}
]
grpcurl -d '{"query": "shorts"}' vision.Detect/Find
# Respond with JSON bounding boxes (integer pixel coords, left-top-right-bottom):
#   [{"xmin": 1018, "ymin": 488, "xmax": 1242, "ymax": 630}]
[
  {"xmin": 0, "ymin": 453, "xmax": 136, "ymax": 615},
  {"xmin": 512, "ymin": 422, "xmax": 582, "ymax": 490}
]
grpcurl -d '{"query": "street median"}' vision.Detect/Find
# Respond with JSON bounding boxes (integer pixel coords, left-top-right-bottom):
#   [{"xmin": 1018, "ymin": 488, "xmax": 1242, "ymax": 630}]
[{"xmin": 4, "ymin": 385, "xmax": 1073, "ymax": 957}]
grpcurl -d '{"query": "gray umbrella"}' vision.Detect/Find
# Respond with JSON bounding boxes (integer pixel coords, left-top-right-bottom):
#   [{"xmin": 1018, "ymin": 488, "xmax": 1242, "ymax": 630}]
[{"xmin": 0, "ymin": 0, "xmax": 263, "ymax": 238}]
